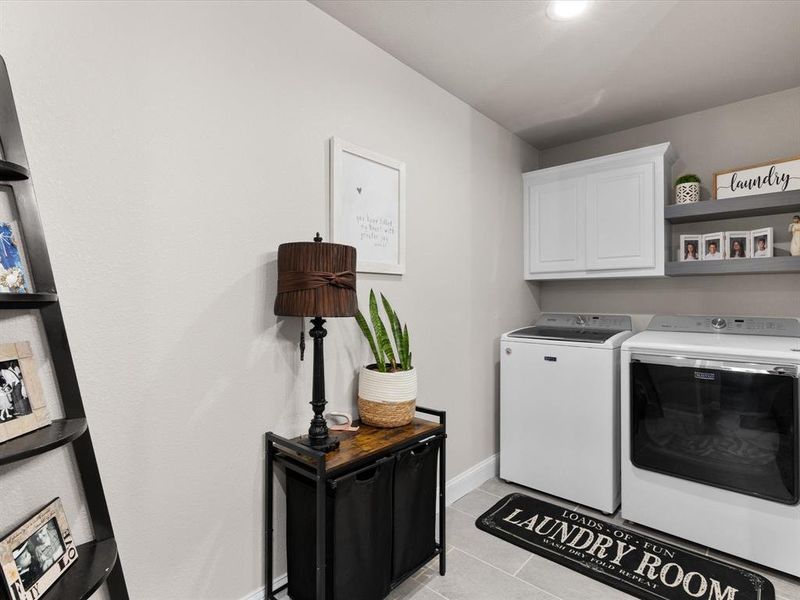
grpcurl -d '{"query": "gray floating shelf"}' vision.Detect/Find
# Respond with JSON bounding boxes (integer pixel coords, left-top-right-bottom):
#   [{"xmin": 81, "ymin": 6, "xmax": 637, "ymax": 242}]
[
  {"xmin": 666, "ymin": 256, "xmax": 800, "ymax": 276},
  {"xmin": 665, "ymin": 189, "xmax": 800, "ymax": 223}
]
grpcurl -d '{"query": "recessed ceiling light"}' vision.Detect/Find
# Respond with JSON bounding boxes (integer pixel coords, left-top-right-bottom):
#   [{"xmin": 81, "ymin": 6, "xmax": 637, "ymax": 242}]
[{"xmin": 547, "ymin": 0, "xmax": 592, "ymax": 21}]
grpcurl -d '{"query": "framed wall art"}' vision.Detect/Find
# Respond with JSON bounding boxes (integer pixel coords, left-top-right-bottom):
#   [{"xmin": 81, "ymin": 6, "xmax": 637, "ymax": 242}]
[
  {"xmin": 714, "ymin": 155, "xmax": 800, "ymax": 200},
  {"xmin": 725, "ymin": 231, "xmax": 750, "ymax": 259},
  {"xmin": 0, "ymin": 498, "xmax": 77, "ymax": 600},
  {"xmin": 0, "ymin": 341, "xmax": 50, "ymax": 444},
  {"xmin": 751, "ymin": 227, "xmax": 773, "ymax": 258},
  {"xmin": 330, "ymin": 137, "xmax": 406, "ymax": 275},
  {"xmin": 679, "ymin": 234, "xmax": 702, "ymax": 262}
]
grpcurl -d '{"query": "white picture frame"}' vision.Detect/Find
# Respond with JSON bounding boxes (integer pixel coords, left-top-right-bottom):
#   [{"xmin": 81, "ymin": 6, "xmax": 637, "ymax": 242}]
[
  {"xmin": 725, "ymin": 231, "xmax": 750, "ymax": 259},
  {"xmin": 702, "ymin": 232, "xmax": 724, "ymax": 260},
  {"xmin": 679, "ymin": 235, "xmax": 702, "ymax": 262},
  {"xmin": 751, "ymin": 227, "xmax": 773, "ymax": 258},
  {"xmin": 330, "ymin": 138, "xmax": 406, "ymax": 275}
]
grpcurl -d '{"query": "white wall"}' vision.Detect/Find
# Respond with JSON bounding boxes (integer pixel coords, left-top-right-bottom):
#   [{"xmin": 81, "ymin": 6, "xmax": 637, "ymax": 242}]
[
  {"xmin": 0, "ymin": 2, "xmax": 539, "ymax": 598},
  {"xmin": 539, "ymin": 87, "xmax": 800, "ymax": 324}
]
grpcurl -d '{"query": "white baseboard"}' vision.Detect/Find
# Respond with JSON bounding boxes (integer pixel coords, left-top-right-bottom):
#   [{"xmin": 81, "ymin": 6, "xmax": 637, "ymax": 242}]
[
  {"xmin": 445, "ymin": 452, "xmax": 498, "ymax": 506},
  {"xmin": 240, "ymin": 573, "xmax": 286, "ymax": 600},
  {"xmin": 240, "ymin": 453, "xmax": 498, "ymax": 600}
]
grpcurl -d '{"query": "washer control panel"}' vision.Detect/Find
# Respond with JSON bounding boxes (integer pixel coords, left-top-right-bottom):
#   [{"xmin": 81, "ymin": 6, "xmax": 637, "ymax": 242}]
[
  {"xmin": 648, "ymin": 315, "xmax": 800, "ymax": 337},
  {"xmin": 536, "ymin": 313, "xmax": 632, "ymax": 331}
]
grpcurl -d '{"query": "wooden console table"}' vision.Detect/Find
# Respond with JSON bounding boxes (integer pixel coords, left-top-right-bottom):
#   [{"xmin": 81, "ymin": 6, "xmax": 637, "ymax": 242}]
[{"xmin": 265, "ymin": 406, "xmax": 446, "ymax": 600}]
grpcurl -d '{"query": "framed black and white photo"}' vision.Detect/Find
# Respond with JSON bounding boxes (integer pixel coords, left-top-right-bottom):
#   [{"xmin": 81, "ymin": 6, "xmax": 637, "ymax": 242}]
[
  {"xmin": 0, "ymin": 342, "xmax": 50, "ymax": 444},
  {"xmin": 0, "ymin": 498, "xmax": 77, "ymax": 600},
  {"xmin": 679, "ymin": 234, "xmax": 702, "ymax": 262},
  {"xmin": 702, "ymin": 233, "xmax": 724, "ymax": 260},
  {"xmin": 725, "ymin": 231, "xmax": 750, "ymax": 259},
  {"xmin": 751, "ymin": 227, "xmax": 774, "ymax": 258},
  {"xmin": 330, "ymin": 137, "xmax": 406, "ymax": 275}
]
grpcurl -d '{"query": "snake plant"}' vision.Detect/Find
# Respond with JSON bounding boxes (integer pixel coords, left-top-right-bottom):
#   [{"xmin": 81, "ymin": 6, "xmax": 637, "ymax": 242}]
[{"xmin": 355, "ymin": 290, "xmax": 412, "ymax": 373}]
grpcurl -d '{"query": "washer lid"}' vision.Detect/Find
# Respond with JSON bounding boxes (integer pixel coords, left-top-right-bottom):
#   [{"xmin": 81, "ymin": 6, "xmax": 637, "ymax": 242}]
[{"xmin": 507, "ymin": 326, "xmax": 624, "ymax": 344}]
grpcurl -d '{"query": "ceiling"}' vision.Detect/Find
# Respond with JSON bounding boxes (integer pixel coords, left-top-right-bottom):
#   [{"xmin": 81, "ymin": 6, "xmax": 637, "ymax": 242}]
[{"xmin": 311, "ymin": 0, "xmax": 800, "ymax": 149}]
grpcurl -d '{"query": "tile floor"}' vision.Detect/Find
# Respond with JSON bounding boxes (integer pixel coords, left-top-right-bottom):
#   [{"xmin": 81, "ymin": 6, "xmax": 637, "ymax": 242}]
[{"xmin": 386, "ymin": 478, "xmax": 800, "ymax": 600}]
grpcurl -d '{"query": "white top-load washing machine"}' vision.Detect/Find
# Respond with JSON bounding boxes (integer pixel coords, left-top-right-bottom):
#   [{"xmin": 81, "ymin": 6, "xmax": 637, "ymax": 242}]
[
  {"xmin": 500, "ymin": 313, "xmax": 633, "ymax": 514},
  {"xmin": 621, "ymin": 315, "xmax": 800, "ymax": 577}
]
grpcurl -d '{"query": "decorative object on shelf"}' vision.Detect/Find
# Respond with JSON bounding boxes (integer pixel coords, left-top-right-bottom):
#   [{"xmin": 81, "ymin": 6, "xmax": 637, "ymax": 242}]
[
  {"xmin": 0, "ymin": 342, "xmax": 50, "ymax": 443},
  {"xmin": 714, "ymin": 155, "xmax": 800, "ymax": 200},
  {"xmin": 751, "ymin": 227, "xmax": 774, "ymax": 259},
  {"xmin": 355, "ymin": 290, "xmax": 416, "ymax": 428},
  {"xmin": 274, "ymin": 233, "xmax": 357, "ymax": 452},
  {"xmin": 0, "ymin": 498, "xmax": 77, "ymax": 600},
  {"xmin": 679, "ymin": 235, "xmax": 702, "ymax": 262},
  {"xmin": 725, "ymin": 231, "xmax": 750, "ymax": 259},
  {"xmin": 325, "ymin": 411, "xmax": 359, "ymax": 432},
  {"xmin": 0, "ymin": 223, "xmax": 28, "ymax": 293},
  {"xmin": 674, "ymin": 174, "xmax": 701, "ymax": 204},
  {"xmin": 330, "ymin": 137, "xmax": 406, "ymax": 275},
  {"xmin": 702, "ymin": 233, "xmax": 724, "ymax": 260},
  {"xmin": 790, "ymin": 215, "xmax": 800, "ymax": 257}
]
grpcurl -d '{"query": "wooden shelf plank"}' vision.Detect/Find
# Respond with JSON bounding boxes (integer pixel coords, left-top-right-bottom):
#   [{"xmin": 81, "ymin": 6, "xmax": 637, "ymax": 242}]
[
  {"xmin": 665, "ymin": 189, "xmax": 800, "ymax": 223},
  {"xmin": 42, "ymin": 538, "xmax": 118, "ymax": 600},
  {"xmin": 278, "ymin": 417, "xmax": 444, "ymax": 475},
  {"xmin": 665, "ymin": 256, "xmax": 800, "ymax": 276},
  {"xmin": 0, "ymin": 159, "xmax": 29, "ymax": 181},
  {"xmin": 0, "ymin": 418, "xmax": 88, "ymax": 466},
  {"xmin": 0, "ymin": 292, "xmax": 58, "ymax": 308}
]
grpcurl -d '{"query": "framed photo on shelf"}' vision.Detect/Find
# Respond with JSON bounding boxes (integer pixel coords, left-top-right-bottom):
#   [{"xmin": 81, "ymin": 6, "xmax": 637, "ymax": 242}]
[
  {"xmin": 751, "ymin": 227, "xmax": 773, "ymax": 258},
  {"xmin": 702, "ymin": 233, "xmax": 724, "ymax": 260},
  {"xmin": 0, "ymin": 222, "xmax": 29, "ymax": 293},
  {"xmin": 330, "ymin": 137, "xmax": 406, "ymax": 275},
  {"xmin": 0, "ymin": 342, "xmax": 50, "ymax": 444},
  {"xmin": 725, "ymin": 231, "xmax": 750, "ymax": 259},
  {"xmin": 0, "ymin": 498, "xmax": 77, "ymax": 600},
  {"xmin": 679, "ymin": 235, "xmax": 702, "ymax": 262}
]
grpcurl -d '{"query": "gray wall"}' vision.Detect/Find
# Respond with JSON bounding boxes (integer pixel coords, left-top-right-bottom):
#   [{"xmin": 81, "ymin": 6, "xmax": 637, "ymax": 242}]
[
  {"xmin": 539, "ymin": 87, "xmax": 800, "ymax": 326},
  {"xmin": 0, "ymin": 2, "xmax": 539, "ymax": 599}
]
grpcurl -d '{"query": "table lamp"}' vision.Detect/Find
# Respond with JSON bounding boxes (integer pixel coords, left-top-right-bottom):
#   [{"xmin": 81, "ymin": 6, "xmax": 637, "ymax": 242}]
[{"xmin": 274, "ymin": 233, "xmax": 357, "ymax": 452}]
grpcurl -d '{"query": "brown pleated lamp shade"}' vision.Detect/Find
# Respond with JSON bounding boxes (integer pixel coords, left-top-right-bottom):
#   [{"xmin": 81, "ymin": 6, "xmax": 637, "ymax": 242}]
[{"xmin": 274, "ymin": 237, "xmax": 358, "ymax": 317}]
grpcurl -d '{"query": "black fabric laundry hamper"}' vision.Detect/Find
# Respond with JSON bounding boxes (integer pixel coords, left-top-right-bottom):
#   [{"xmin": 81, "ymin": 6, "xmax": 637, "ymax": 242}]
[
  {"xmin": 392, "ymin": 438, "xmax": 440, "ymax": 580},
  {"xmin": 286, "ymin": 456, "xmax": 395, "ymax": 600}
]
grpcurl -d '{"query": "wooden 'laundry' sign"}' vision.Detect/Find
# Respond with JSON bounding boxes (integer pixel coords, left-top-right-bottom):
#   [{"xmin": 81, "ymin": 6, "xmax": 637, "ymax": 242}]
[{"xmin": 714, "ymin": 155, "xmax": 800, "ymax": 200}]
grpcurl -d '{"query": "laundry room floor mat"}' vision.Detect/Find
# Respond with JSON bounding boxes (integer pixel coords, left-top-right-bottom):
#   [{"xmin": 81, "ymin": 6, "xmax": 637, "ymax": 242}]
[{"xmin": 476, "ymin": 493, "xmax": 774, "ymax": 600}]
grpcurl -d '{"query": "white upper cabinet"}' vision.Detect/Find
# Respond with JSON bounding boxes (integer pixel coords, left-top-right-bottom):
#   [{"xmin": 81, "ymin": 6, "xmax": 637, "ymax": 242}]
[
  {"xmin": 524, "ymin": 143, "xmax": 675, "ymax": 280},
  {"xmin": 527, "ymin": 176, "xmax": 585, "ymax": 273},
  {"xmin": 585, "ymin": 163, "xmax": 654, "ymax": 270}
]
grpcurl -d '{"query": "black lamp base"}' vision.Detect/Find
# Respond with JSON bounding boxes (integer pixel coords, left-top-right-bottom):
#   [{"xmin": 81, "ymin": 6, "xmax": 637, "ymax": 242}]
[{"xmin": 298, "ymin": 434, "xmax": 340, "ymax": 453}]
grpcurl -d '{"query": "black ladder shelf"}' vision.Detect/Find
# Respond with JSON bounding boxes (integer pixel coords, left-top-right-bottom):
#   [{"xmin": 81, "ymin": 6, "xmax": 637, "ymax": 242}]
[{"xmin": 0, "ymin": 57, "xmax": 129, "ymax": 599}]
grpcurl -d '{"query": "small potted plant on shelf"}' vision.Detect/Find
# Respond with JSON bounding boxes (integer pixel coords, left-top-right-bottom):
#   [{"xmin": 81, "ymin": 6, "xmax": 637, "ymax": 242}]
[
  {"xmin": 675, "ymin": 174, "xmax": 701, "ymax": 204},
  {"xmin": 354, "ymin": 289, "xmax": 415, "ymax": 428}
]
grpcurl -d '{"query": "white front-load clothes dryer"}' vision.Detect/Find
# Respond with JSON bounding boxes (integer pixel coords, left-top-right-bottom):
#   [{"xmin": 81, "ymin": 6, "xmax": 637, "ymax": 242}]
[
  {"xmin": 500, "ymin": 313, "xmax": 633, "ymax": 514},
  {"xmin": 621, "ymin": 315, "xmax": 800, "ymax": 577}
]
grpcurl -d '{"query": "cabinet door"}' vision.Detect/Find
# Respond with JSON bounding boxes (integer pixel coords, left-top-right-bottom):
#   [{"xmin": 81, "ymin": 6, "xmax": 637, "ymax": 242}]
[
  {"xmin": 527, "ymin": 177, "xmax": 586, "ymax": 274},
  {"xmin": 586, "ymin": 163, "xmax": 655, "ymax": 270}
]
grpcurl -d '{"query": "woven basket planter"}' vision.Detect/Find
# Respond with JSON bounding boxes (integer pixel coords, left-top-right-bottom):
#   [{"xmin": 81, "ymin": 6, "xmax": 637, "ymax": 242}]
[
  {"xmin": 675, "ymin": 182, "xmax": 700, "ymax": 204},
  {"xmin": 358, "ymin": 365, "xmax": 417, "ymax": 428}
]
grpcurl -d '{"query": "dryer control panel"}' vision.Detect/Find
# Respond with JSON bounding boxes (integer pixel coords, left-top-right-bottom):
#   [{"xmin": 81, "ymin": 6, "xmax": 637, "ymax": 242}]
[{"xmin": 647, "ymin": 315, "xmax": 800, "ymax": 337}]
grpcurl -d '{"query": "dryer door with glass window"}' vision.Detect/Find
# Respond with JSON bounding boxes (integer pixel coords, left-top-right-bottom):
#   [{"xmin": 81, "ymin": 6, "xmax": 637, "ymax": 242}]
[{"xmin": 630, "ymin": 354, "xmax": 799, "ymax": 504}]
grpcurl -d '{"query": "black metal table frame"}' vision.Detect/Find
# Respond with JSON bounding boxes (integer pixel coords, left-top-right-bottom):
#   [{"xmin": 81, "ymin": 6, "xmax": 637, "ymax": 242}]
[{"xmin": 265, "ymin": 406, "xmax": 447, "ymax": 600}]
